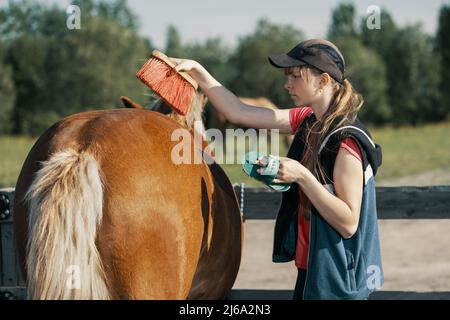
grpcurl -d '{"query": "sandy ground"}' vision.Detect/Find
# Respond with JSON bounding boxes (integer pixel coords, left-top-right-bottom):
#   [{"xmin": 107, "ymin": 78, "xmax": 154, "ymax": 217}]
[
  {"xmin": 233, "ymin": 220, "xmax": 450, "ymax": 293},
  {"xmin": 232, "ymin": 170, "xmax": 450, "ymax": 296},
  {"xmin": 378, "ymin": 168, "xmax": 450, "ymax": 187}
]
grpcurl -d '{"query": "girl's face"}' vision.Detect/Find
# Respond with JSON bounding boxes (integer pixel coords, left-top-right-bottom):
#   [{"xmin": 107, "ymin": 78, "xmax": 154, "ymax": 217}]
[{"xmin": 284, "ymin": 67, "xmax": 321, "ymax": 107}]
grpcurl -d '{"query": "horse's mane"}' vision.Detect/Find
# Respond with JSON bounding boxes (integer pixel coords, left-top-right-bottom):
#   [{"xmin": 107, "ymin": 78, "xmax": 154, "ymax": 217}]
[{"xmin": 151, "ymin": 92, "xmax": 208, "ymax": 131}]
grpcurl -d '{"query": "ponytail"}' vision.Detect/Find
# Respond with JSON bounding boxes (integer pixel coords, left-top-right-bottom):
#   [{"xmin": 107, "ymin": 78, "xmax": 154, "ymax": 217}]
[{"xmin": 298, "ymin": 69, "xmax": 364, "ymax": 220}]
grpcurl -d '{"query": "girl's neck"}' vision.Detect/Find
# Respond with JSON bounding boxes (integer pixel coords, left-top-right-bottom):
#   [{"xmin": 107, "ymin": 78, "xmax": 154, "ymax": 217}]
[{"xmin": 311, "ymin": 91, "xmax": 334, "ymax": 120}]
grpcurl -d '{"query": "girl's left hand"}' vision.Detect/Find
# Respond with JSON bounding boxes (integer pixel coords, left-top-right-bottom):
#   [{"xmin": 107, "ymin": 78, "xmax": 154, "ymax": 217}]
[{"xmin": 256, "ymin": 156, "xmax": 306, "ymax": 184}]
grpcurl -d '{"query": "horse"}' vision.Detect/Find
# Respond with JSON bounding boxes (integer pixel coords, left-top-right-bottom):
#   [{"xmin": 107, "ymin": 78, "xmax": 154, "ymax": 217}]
[{"xmin": 13, "ymin": 92, "xmax": 243, "ymax": 299}]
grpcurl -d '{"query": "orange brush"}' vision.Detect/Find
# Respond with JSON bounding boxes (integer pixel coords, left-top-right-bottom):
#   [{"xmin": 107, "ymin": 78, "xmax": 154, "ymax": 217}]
[{"xmin": 136, "ymin": 50, "xmax": 198, "ymax": 115}]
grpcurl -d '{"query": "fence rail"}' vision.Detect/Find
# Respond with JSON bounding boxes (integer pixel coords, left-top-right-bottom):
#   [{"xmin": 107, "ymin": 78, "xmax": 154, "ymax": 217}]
[
  {"xmin": 1, "ymin": 186, "xmax": 450, "ymax": 300},
  {"xmin": 233, "ymin": 185, "xmax": 450, "ymax": 220}
]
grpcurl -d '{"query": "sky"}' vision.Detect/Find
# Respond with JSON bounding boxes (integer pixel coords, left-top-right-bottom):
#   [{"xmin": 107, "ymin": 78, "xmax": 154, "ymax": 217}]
[{"xmin": 1, "ymin": 0, "xmax": 448, "ymax": 49}]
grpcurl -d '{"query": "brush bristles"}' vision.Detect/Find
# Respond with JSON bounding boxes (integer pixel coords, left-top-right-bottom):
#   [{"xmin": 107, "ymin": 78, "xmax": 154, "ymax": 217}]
[{"xmin": 136, "ymin": 56, "xmax": 196, "ymax": 115}]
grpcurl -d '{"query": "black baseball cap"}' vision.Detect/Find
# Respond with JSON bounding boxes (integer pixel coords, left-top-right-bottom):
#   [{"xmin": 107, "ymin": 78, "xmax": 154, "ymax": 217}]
[{"xmin": 268, "ymin": 39, "xmax": 346, "ymax": 84}]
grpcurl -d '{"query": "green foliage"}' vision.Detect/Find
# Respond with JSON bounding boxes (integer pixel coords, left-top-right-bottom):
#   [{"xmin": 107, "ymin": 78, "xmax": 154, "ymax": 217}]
[
  {"xmin": 361, "ymin": 8, "xmax": 443, "ymax": 125},
  {"xmin": 386, "ymin": 25, "xmax": 441, "ymax": 125},
  {"xmin": 436, "ymin": 4, "xmax": 450, "ymax": 120},
  {"xmin": 0, "ymin": 42, "xmax": 15, "ymax": 134},
  {"xmin": 0, "ymin": 0, "xmax": 149, "ymax": 135},
  {"xmin": 329, "ymin": 3, "xmax": 443, "ymax": 125},
  {"xmin": 333, "ymin": 37, "xmax": 390, "ymax": 124},
  {"xmin": 329, "ymin": 4, "xmax": 390, "ymax": 125},
  {"xmin": 43, "ymin": 16, "xmax": 149, "ymax": 114},
  {"xmin": 72, "ymin": 0, "xmax": 139, "ymax": 30},
  {"xmin": 165, "ymin": 25, "xmax": 185, "ymax": 57},
  {"xmin": 7, "ymin": 34, "xmax": 50, "ymax": 134},
  {"xmin": 360, "ymin": 8, "xmax": 398, "ymax": 58},
  {"xmin": 184, "ymin": 38, "xmax": 235, "ymax": 86},
  {"xmin": 0, "ymin": 0, "xmax": 45, "ymax": 39},
  {"xmin": 328, "ymin": 2, "xmax": 358, "ymax": 39},
  {"xmin": 228, "ymin": 18, "xmax": 304, "ymax": 109}
]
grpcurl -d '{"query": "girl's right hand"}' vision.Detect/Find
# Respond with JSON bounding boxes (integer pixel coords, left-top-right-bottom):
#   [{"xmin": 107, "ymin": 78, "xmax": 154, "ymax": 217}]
[
  {"xmin": 170, "ymin": 56, "xmax": 221, "ymax": 92},
  {"xmin": 170, "ymin": 57, "xmax": 201, "ymax": 74}
]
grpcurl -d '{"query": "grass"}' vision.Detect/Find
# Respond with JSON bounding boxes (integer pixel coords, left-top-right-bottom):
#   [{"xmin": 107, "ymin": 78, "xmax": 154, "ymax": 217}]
[
  {"xmin": 1, "ymin": 121, "xmax": 450, "ymax": 188},
  {"xmin": 0, "ymin": 135, "xmax": 37, "ymax": 188},
  {"xmin": 369, "ymin": 122, "xmax": 450, "ymax": 182}
]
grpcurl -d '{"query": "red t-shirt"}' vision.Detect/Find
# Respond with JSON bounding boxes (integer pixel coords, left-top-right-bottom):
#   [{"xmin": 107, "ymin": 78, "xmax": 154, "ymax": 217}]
[{"xmin": 289, "ymin": 107, "xmax": 362, "ymax": 269}]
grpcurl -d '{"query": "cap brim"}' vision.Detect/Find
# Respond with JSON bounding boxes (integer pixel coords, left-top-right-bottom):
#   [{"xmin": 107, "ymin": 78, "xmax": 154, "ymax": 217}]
[{"xmin": 268, "ymin": 54, "xmax": 307, "ymax": 68}]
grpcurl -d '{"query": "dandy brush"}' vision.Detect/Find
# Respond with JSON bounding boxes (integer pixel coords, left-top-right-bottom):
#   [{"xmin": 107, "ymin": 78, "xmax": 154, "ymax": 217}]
[{"xmin": 136, "ymin": 50, "xmax": 198, "ymax": 115}]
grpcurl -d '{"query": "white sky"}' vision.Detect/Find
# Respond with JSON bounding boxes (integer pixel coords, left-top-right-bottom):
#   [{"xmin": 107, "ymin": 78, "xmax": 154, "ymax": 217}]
[{"xmin": 1, "ymin": 0, "xmax": 447, "ymax": 49}]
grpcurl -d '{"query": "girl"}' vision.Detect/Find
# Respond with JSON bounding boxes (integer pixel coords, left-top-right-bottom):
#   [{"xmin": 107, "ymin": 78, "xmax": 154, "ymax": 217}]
[{"xmin": 172, "ymin": 39, "xmax": 384, "ymax": 300}]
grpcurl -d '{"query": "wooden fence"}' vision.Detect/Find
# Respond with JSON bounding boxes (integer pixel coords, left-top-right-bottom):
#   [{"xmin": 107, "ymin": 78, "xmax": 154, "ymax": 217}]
[{"xmin": 1, "ymin": 185, "xmax": 450, "ymax": 300}]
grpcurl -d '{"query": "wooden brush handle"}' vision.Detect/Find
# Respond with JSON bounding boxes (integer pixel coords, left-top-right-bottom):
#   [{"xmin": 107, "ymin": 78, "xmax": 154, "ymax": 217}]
[{"xmin": 151, "ymin": 50, "xmax": 198, "ymax": 90}]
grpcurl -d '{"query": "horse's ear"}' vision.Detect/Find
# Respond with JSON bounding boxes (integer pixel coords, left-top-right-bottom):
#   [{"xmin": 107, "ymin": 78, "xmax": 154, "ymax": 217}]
[{"xmin": 120, "ymin": 96, "xmax": 144, "ymax": 109}]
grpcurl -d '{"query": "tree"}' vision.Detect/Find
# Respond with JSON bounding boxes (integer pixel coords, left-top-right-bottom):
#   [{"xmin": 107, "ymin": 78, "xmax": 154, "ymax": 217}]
[
  {"xmin": 165, "ymin": 25, "xmax": 185, "ymax": 57},
  {"xmin": 388, "ymin": 25, "xmax": 441, "ymax": 125},
  {"xmin": 181, "ymin": 38, "xmax": 235, "ymax": 129},
  {"xmin": 0, "ymin": 0, "xmax": 151, "ymax": 135},
  {"xmin": 436, "ymin": 4, "xmax": 450, "ymax": 120},
  {"xmin": 71, "ymin": 0, "xmax": 139, "ymax": 31},
  {"xmin": 228, "ymin": 18, "xmax": 305, "ymax": 109},
  {"xmin": 0, "ymin": 42, "xmax": 15, "ymax": 134},
  {"xmin": 360, "ymin": 8, "xmax": 397, "ymax": 58},
  {"xmin": 6, "ymin": 35, "xmax": 50, "ymax": 134},
  {"xmin": 40, "ymin": 15, "xmax": 149, "ymax": 124},
  {"xmin": 0, "ymin": 0, "xmax": 44, "ymax": 40},
  {"xmin": 328, "ymin": 2, "xmax": 358, "ymax": 40},
  {"xmin": 332, "ymin": 37, "xmax": 390, "ymax": 125},
  {"xmin": 184, "ymin": 38, "xmax": 234, "ymax": 86},
  {"xmin": 328, "ymin": 4, "xmax": 392, "ymax": 125},
  {"xmin": 360, "ymin": 8, "xmax": 398, "ymax": 122}
]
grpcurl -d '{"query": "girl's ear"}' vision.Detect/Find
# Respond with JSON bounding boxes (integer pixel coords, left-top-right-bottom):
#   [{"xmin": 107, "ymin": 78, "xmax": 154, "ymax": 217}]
[{"xmin": 319, "ymin": 73, "xmax": 332, "ymax": 89}]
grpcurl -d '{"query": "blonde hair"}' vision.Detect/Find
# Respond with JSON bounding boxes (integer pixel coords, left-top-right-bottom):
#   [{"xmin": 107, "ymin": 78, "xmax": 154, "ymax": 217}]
[{"xmin": 288, "ymin": 65, "xmax": 364, "ymax": 219}]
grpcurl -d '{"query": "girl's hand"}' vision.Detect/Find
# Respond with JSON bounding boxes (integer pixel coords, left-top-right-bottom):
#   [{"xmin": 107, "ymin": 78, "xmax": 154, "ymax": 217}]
[
  {"xmin": 171, "ymin": 57, "xmax": 201, "ymax": 74},
  {"xmin": 256, "ymin": 156, "xmax": 306, "ymax": 184},
  {"xmin": 170, "ymin": 57, "xmax": 214, "ymax": 88}
]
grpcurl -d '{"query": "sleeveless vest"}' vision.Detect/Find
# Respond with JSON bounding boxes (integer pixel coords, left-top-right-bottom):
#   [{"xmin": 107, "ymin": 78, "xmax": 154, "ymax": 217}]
[{"xmin": 272, "ymin": 113, "xmax": 384, "ymax": 300}]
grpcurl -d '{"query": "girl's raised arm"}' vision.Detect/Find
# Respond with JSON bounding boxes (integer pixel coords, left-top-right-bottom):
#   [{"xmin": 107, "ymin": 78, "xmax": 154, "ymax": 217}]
[{"xmin": 172, "ymin": 58, "xmax": 292, "ymax": 134}]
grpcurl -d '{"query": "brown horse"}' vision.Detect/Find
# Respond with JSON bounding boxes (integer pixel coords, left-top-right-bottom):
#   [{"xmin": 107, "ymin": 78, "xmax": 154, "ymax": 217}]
[{"xmin": 13, "ymin": 94, "xmax": 243, "ymax": 299}]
